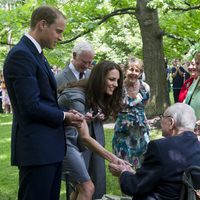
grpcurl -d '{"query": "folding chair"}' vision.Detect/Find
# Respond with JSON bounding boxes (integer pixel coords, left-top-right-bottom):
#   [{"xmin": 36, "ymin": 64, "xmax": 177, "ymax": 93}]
[
  {"xmin": 64, "ymin": 172, "xmax": 70, "ymax": 200},
  {"xmin": 64, "ymin": 172, "xmax": 76, "ymax": 200},
  {"xmin": 180, "ymin": 165, "xmax": 200, "ymax": 200}
]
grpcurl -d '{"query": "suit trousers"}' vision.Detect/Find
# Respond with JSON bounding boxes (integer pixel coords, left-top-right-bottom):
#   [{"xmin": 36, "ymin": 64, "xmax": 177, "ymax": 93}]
[{"xmin": 18, "ymin": 162, "xmax": 62, "ymax": 200}]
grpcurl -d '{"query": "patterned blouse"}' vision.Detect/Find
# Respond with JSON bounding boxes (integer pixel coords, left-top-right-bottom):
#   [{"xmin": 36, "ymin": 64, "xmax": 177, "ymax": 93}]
[{"xmin": 112, "ymin": 80, "xmax": 150, "ymax": 169}]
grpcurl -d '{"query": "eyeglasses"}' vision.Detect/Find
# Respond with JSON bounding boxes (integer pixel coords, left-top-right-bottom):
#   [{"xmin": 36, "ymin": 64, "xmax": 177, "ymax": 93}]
[{"xmin": 159, "ymin": 114, "xmax": 172, "ymax": 119}]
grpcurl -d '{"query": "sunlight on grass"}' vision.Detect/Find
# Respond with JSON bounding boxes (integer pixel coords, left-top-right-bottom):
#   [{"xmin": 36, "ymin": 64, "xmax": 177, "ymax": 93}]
[
  {"xmin": 0, "ymin": 122, "xmax": 12, "ymax": 125},
  {"xmin": 0, "ymin": 137, "xmax": 11, "ymax": 144},
  {"xmin": 0, "ymin": 154, "xmax": 10, "ymax": 160}
]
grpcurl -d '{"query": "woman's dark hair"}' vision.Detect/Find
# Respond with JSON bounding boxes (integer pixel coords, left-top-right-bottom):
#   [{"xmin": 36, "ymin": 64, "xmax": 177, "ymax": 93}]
[
  {"xmin": 30, "ymin": 5, "xmax": 66, "ymax": 29},
  {"xmin": 85, "ymin": 60, "xmax": 124, "ymax": 118}
]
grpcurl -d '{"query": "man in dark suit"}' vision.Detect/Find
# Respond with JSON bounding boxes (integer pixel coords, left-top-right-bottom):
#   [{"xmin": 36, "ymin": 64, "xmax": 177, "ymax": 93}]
[
  {"xmin": 109, "ymin": 103, "xmax": 200, "ymax": 200},
  {"xmin": 3, "ymin": 6, "xmax": 83, "ymax": 200},
  {"xmin": 55, "ymin": 40, "xmax": 95, "ymax": 93}
]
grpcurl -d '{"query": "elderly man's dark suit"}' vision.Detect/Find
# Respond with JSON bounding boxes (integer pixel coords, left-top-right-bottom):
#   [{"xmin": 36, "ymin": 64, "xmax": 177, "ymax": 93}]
[
  {"xmin": 120, "ymin": 131, "xmax": 200, "ymax": 200},
  {"xmin": 3, "ymin": 35, "xmax": 65, "ymax": 200}
]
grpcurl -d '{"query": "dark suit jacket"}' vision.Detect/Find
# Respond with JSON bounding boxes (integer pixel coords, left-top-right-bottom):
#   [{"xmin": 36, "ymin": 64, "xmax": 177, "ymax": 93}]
[
  {"xmin": 55, "ymin": 64, "xmax": 91, "ymax": 93},
  {"xmin": 120, "ymin": 131, "xmax": 200, "ymax": 200},
  {"xmin": 3, "ymin": 36, "xmax": 65, "ymax": 167}
]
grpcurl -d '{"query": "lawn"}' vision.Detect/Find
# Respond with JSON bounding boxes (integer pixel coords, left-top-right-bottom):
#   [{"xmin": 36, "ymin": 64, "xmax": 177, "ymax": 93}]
[{"xmin": 0, "ymin": 114, "xmax": 162, "ymax": 200}]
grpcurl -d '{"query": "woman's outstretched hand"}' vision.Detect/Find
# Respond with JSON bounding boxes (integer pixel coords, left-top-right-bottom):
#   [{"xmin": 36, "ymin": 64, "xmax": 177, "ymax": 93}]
[{"xmin": 108, "ymin": 162, "xmax": 135, "ymax": 177}]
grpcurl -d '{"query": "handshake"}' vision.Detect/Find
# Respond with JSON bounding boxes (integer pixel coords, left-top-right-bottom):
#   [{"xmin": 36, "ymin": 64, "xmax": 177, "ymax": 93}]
[{"xmin": 108, "ymin": 158, "xmax": 135, "ymax": 177}]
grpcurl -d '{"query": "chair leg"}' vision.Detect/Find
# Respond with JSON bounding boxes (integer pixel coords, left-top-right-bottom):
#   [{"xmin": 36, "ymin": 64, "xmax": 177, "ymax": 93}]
[{"xmin": 65, "ymin": 173, "xmax": 70, "ymax": 200}]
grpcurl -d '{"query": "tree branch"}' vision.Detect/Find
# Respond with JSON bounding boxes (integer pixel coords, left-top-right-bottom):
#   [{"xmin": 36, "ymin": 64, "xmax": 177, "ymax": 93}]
[
  {"xmin": 60, "ymin": 7, "xmax": 136, "ymax": 44},
  {"xmin": 184, "ymin": 1, "xmax": 191, "ymax": 7},
  {"xmin": 0, "ymin": 41, "xmax": 15, "ymax": 46},
  {"xmin": 170, "ymin": 4, "xmax": 200, "ymax": 11},
  {"xmin": 92, "ymin": 7, "xmax": 136, "ymax": 20},
  {"xmin": 164, "ymin": 32, "xmax": 182, "ymax": 40},
  {"xmin": 163, "ymin": 32, "xmax": 196, "ymax": 45}
]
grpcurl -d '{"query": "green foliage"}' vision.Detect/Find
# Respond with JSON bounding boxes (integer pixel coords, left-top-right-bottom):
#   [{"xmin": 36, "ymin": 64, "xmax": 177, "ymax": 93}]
[
  {"xmin": 147, "ymin": 0, "xmax": 200, "ymax": 61},
  {"xmin": 0, "ymin": 114, "xmax": 18, "ymax": 200},
  {"xmin": 0, "ymin": 0, "xmax": 199, "ymax": 68}
]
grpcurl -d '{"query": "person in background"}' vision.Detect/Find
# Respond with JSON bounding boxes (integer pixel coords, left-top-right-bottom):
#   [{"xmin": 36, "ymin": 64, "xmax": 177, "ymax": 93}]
[
  {"xmin": 128, "ymin": 56, "xmax": 145, "ymax": 81},
  {"xmin": 52, "ymin": 65, "xmax": 61, "ymax": 75},
  {"xmin": 55, "ymin": 40, "xmax": 95, "ymax": 93},
  {"xmin": 3, "ymin": 6, "xmax": 83, "ymax": 200},
  {"xmin": 109, "ymin": 103, "xmax": 200, "ymax": 200},
  {"xmin": 185, "ymin": 52, "xmax": 200, "ymax": 135},
  {"xmin": 119, "ymin": 63, "xmax": 126, "ymax": 77},
  {"xmin": 0, "ymin": 71, "xmax": 3, "ymax": 113},
  {"xmin": 1, "ymin": 76, "xmax": 12, "ymax": 113},
  {"xmin": 164, "ymin": 58, "xmax": 171, "ymax": 94},
  {"xmin": 88, "ymin": 60, "xmax": 96, "ymax": 70},
  {"xmin": 182, "ymin": 60, "xmax": 191, "ymax": 82},
  {"xmin": 171, "ymin": 58, "xmax": 185, "ymax": 102},
  {"xmin": 58, "ymin": 61, "xmax": 127, "ymax": 200},
  {"xmin": 178, "ymin": 60, "xmax": 197, "ymax": 102},
  {"xmin": 195, "ymin": 120, "xmax": 200, "ymax": 140},
  {"xmin": 112, "ymin": 57, "xmax": 150, "ymax": 169}
]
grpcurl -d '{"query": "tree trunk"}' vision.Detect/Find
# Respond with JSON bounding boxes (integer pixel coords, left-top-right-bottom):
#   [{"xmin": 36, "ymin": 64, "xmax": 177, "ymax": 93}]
[{"xmin": 136, "ymin": 0, "xmax": 170, "ymax": 117}]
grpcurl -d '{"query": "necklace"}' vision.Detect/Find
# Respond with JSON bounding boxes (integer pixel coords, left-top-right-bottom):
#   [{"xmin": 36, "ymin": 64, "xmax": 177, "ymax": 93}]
[{"xmin": 126, "ymin": 80, "xmax": 140, "ymax": 97}]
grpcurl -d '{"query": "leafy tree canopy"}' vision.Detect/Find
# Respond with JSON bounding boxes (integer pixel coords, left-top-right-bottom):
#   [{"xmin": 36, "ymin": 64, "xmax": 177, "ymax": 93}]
[{"xmin": 0, "ymin": 0, "xmax": 199, "ymax": 69}]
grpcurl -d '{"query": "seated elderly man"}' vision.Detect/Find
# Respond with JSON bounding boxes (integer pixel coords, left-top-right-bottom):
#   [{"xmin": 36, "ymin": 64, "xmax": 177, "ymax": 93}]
[{"xmin": 109, "ymin": 103, "xmax": 200, "ymax": 200}]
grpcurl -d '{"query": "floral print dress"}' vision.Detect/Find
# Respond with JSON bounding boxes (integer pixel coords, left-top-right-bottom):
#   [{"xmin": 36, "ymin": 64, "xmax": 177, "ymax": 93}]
[{"xmin": 112, "ymin": 80, "xmax": 150, "ymax": 169}]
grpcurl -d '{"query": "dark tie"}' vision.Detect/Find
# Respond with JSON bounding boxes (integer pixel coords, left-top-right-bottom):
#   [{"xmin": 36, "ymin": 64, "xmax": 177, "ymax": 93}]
[
  {"xmin": 39, "ymin": 52, "xmax": 54, "ymax": 79},
  {"xmin": 40, "ymin": 52, "xmax": 51, "ymax": 72},
  {"xmin": 40, "ymin": 51, "xmax": 44, "ymax": 59},
  {"xmin": 38, "ymin": 51, "xmax": 57, "ymax": 90},
  {"xmin": 79, "ymin": 72, "xmax": 84, "ymax": 80}
]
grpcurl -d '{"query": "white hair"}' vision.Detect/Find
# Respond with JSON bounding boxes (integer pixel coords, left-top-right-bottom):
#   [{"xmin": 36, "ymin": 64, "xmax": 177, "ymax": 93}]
[
  {"xmin": 165, "ymin": 103, "xmax": 196, "ymax": 130},
  {"xmin": 73, "ymin": 40, "xmax": 95, "ymax": 55}
]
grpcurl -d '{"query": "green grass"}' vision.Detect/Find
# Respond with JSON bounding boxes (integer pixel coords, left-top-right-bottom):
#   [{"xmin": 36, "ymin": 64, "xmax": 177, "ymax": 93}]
[
  {"xmin": 0, "ymin": 114, "xmax": 162, "ymax": 199},
  {"xmin": 0, "ymin": 114, "xmax": 18, "ymax": 200}
]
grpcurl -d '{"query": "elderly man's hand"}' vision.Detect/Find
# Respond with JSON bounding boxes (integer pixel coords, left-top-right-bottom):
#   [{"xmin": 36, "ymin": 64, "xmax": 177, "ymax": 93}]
[{"xmin": 108, "ymin": 163, "xmax": 135, "ymax": 177}]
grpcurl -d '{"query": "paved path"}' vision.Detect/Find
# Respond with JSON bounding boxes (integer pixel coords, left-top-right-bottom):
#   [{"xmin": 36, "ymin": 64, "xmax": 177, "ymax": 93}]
[
  {"xmin": 103, "ymin": 116, "xmax": 160, "ymax": 130},
  {"xmin": 103, "ymin": 123, "xmax": 114, "ymax": 129}
]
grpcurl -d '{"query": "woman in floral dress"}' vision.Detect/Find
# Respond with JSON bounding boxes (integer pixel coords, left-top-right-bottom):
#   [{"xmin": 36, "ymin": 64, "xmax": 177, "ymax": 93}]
[{"xmin": 112, "ymin": 57, "xmax": 150, "ymax": 169}]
